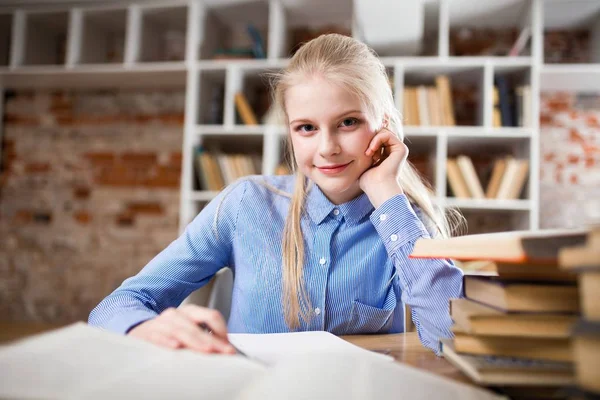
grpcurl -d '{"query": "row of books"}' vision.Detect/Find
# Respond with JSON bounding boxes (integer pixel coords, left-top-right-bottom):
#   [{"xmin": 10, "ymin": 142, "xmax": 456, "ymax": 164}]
[
  {"xmin": 402, "ymin": 76, "xmax": 456, "ymax": 126},
  {"xmin": 447, "ymin": 155, "xmax": 529, "ymax": 200},
  {"xmin": 194, "ymin": 149, "xmax": 262, "ymax": 191},
  {"xmin": 194, "ymin": 148, "xmax": 292, "ymax": 191},
  {"xmin": 493, "ymin": 80, "xmax": 531, "ymax": 128},
  {"xmin": 411, "ymin": 226, "xmax": 599, "ymax": 397}
]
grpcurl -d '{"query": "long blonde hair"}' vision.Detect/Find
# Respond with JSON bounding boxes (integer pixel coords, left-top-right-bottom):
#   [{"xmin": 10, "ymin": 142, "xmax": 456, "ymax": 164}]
[{"xmin": 269, "ymin": 34, "xmax": 463, "ymax": 329}]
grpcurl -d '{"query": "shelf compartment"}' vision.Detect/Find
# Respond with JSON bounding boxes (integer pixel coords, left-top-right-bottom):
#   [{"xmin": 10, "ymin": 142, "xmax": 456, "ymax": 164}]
[
  {"xmin": 446, "ymin": 136, "xmax": 531, "ymax": 202},
  {"xmin": 198, "ymin": 68, "xmax": 226, "ymax": 125},
  {"xmin": 492, "ymin": 65, "xmax": 532, "ymax": 129},
  {"xmin": 236, "ymin": 68, "xmax": 277, "ymax": 126},
  {"xmin": 193, "ymin": 134, "xmax": 264, "ymax": 191},
  {"xmin": 543, "ymin": 0, "xmax": 600, "ymax": 64},
  {"xmin": 406, "ymin": 135, "xmax": 438, "ymax": 192},
  {"xmin": 403, "ymin": 65, "xmax": 485, "ymax": 127},
  {"xmin": 80, "ymin": 8, "xmax": 127, "ymax": 64},
  {"xmin": 199, "ymin": 1, "xmax": 269, "ymax": 61},
  {"xmin": 0, "ymin": 13, "xmax": 12, "ymax": 66},
  {"xmin": 138, "ymin": 5, "xmax": 187, "ymax": 63},
  {"xmin": 273, "ymin": 0, "xmax": 352, "ymax": 59},
  {"xmin": 448, "ymin": 0, "xmax": 531, "ymax": 57},
  {"xmin": 24, "ymin": 11, "xmax": 69, "ymax": 66}
]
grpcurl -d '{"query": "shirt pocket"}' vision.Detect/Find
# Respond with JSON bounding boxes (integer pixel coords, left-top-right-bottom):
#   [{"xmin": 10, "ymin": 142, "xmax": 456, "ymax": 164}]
[{"xmin": 343, "ymin": 300, "xmax": 395, "ymax": 334}]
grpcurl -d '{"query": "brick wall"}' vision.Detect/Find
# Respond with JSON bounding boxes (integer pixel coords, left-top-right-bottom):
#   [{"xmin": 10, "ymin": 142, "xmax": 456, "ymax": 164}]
[
  {"xmin": 540, "ymin": 92, "xmax": 600, "ymax": 229},
  {"xmin": 0, "ymin": 90, "xmax": 185, "ymax": 323}
]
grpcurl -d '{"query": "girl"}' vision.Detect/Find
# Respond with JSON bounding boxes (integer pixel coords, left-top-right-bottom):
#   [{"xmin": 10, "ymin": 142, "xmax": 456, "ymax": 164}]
[{"xmin": 89, "ymin": 34, "xmax": 464, "ymax": 355}]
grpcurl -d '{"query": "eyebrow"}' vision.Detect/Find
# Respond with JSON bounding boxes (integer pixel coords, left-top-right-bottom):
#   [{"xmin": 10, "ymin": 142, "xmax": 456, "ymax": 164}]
[{"xmin": 289, "ymin": 110, "xmax": 364, "ymax": 125}]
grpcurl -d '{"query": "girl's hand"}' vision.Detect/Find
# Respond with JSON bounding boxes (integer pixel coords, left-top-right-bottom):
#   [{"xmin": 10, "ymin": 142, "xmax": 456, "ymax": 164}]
[
  {"xmin": 359, "ymin": 127, "xmax": 409, "ymax": 208},
  {"xmin": 128, "ymin": 304, "xmax": 236, "ymax": 354}
]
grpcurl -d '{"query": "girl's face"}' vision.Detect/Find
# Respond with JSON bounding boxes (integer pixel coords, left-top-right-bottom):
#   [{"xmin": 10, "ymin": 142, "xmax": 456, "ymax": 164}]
[{"xmin": 286, "ymin": 76, "xmax": 377, "ymax": 205}]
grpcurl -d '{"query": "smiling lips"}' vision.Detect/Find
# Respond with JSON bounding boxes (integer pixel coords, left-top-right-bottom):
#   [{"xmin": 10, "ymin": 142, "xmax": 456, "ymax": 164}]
[{"xmin": 317, "ymin": 161, "xmax": 352, "ymax": 175}]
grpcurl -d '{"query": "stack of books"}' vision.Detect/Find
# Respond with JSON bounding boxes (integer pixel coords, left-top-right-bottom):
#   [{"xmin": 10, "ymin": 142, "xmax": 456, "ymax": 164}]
[
  {"xmin": 410, "ymin": 229, "xmax": 590, "ymax": 394},
  {"xmin": 559, "ymin": 226, "xmax": 600, "ymax": 397}
]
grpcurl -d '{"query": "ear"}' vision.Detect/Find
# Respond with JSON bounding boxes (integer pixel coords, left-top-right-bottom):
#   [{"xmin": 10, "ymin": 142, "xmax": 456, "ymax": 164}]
[{"xmin": 381, "ymin": 115, "xmax": 390, "ymax": 130}]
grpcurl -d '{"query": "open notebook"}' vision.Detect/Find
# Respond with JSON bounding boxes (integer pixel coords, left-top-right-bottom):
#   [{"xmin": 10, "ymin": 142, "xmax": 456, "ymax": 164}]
[{"xmin": 0, "ymin": 323, "xmax": 505, "ymax": 400}]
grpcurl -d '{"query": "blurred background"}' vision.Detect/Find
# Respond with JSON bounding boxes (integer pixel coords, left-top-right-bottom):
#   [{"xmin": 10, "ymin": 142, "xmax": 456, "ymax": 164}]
[{"xmin": 0, "ymin": 0, "xmax": 598, "ymax": 326}]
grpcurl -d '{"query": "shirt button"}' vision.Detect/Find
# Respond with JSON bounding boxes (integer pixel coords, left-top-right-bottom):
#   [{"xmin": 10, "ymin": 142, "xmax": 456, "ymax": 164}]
[
  {"xmin": 333, "ymin": 209, "xmax": 340, "ymax": 216},
  {"xmin": 319, "ymin": 257, "xmax": 326, "ymax": 265},
  {"xmin": 390, "ymin": 234, "xmax": 398, "ymax": 242},
  {"xmin": 379, "ymin": 214, "xmax": 387, "ymax": 221},
  {"xmin": 315, "ymin": 307, "xmax": 321, "ymax": 315}
]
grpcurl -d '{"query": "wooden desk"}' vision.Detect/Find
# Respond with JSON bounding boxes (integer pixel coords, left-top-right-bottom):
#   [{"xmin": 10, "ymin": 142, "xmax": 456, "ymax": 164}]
[
  {"xmin": 343, "ymin": 333, "xmax": 472, "ymax": 385},
  {"xmin": 1, "ymin": 323, "xmax": 470, "ymax": 386}
]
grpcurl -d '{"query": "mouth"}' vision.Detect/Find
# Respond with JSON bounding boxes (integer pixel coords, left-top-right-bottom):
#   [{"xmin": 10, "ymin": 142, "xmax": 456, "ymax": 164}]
[{"xmin": 316, "ymin": 161, "xmax": 352, "ymax": 175}]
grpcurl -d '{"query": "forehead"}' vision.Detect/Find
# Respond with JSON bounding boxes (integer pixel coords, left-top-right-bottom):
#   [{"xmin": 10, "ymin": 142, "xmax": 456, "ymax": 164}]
[{"xmin": 284, "ymin": 76, "xmax": 365, "ymax": 120}]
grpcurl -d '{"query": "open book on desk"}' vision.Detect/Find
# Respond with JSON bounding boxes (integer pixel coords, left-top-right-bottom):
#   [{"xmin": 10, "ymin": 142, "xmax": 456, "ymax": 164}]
[{"xmin": 0, "ymin": 322, "xmax": 505, "ymax": 400}]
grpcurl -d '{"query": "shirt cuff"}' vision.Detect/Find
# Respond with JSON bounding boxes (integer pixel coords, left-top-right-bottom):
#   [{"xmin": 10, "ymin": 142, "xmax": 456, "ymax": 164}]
[
  {"xmin": 103, "ymin": 309, "xmax": 158, "ymax": 335},
  {"xmin": 369, "ymin": 194, "xmax": 430, "ymax": 253}
]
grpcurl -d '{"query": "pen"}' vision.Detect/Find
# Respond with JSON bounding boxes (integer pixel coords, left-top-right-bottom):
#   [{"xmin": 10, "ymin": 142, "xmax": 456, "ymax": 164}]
[{"xmin": 198, "ymin": 322, "xmax": 248, "ymax": 357}]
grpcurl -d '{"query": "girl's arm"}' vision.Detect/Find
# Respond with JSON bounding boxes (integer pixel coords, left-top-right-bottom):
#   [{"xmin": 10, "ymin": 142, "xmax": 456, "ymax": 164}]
[
  {"xmin": 370, "ymin": 194, "xmax": 463, "ymax": 354},
  {"xmin": 88, "ymin": 180, "xmax": 249, "ymax": 335}
]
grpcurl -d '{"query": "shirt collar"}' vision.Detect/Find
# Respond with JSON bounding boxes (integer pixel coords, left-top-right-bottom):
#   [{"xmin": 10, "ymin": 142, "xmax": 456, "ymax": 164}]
[{"xmin": 305, "ymin": 182, "xmax": 374, "ymax": 225}]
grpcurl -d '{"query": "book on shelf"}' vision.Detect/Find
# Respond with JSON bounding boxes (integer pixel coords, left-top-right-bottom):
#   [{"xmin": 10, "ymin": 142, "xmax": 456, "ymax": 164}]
[
  {"xmin": 450, "ymin": 298, "xmax": 577, "ymax": 338},
  {"xmin": 492, "ymin": 87, "xmax": 502, "ymax": 128},
  {"xmin": 440, "ymin": 339, "xmax": 574, "ymax": 386},
  {"xmin": 195, "ymin": 149, "xmax": 225, "ymax": 191},
  {"xmin": 456, "ymin": 155, "xmax": 485, "ymax": 199},
  {"xmin": 446, "ymin": 158, "xmax": 471, "ymax": 198},
  {"xmin": 463, "ymin": 275, "xmax": 579, "ymax": 313},
  {"xmin": 485, "ymin": 157, "xmax": 507, "ymax": 199},
  {"xmin": 0, "ymin": 323, "xmax": 503, "ymax": 400},
  {"xmin": 234, "ymin": 92, "xmax": 259, "ymax": 125},
  {"xmin": 495, "ymin": 76, "xmax": 514, "ymax": 127},
  {"xmin": 402, "ymin": 75, "xmax": 455, "ymax": 127},
  {"xmin": 494, "ymin": 158, "xmax": 529, "ymax": 200},
  {"xmin": 508, "ymin": 26, "xmax": 531, "ymax": 57},
  {"xmin": 410, "ymin": 228, "xmax": 589, "ymax": 264},
  {"xmin": 435, "ymin": 75, "xmax": 456, "ymax": 126}
]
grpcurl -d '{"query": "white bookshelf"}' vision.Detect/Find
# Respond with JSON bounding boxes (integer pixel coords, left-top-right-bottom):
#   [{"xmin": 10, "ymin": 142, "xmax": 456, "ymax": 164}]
[{"xmin": 0, "ymin": 0, "xmax": 598, "ymax": 236}]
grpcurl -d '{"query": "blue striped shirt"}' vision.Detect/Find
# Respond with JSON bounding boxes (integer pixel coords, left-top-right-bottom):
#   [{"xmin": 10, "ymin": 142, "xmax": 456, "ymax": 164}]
[{"xmin": 89, "ymin": 175, "xmax": 463, "ymax": 353}]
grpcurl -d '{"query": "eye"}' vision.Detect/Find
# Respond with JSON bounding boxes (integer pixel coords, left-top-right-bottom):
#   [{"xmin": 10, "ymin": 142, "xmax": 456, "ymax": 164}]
[
  {"xmin": 296, "ymin": 124, "xmax": 316, "ymax": 133},
  {"xmin": 339, "ymin": 118, "xmax": 358, "ymax": 128}
]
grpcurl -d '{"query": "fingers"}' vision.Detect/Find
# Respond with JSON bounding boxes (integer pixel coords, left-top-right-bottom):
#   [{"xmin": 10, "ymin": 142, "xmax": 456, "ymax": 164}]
[
  {"xmin": 128, "ymin": 307, "xmax": 236, "ymax": 355},
  {"xmin": 162, "ymin": 308, "xmax": 235, "ymax": 354},
  {"xmin": 365, "ymin": 128, "xmax": 404, "ymax": 157},
  {"xmin": 179, "ymin": 305, "xmax": 229, "ymax": 341}
]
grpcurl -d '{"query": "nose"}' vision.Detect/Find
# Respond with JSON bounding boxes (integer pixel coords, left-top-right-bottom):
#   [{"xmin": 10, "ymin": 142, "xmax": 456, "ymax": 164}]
[{"xmin": 318, "ymin": 128, "xmax": 341, "ymax": 158}]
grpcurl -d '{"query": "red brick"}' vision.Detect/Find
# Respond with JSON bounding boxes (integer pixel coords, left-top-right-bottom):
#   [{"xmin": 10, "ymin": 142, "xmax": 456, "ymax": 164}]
[
  {"xmin": 127, "ymin": 202, "xmax": 164, "ymax": 215},
  {"xmin": 121, "ymin": 152, "xmax": 157, "ymax": 165},
  {"xmin": 544, "ymin": 153, "xmax": 556, "ymax": 162},
  {"xmin": 24, "ymin": 162, "xmax": 52, "ymax": 173},
  {"xmin": 74, "ymin": 211, "xmax": 92, "ymax": 224},
  {"xmin": 3, "ymin": 115, "xmax": 39, "ymax": 126},
  {"xmin": 569, "ymin": 174, "xmax": 578, "ymax": 184},
  {"xmin": 158, "ymin": 114, "xmax": 184, "ymax": 125},
  {"xmin": 14, "ymin": 210, "xmax": 33, "ymax": 223},
  {"xmin": 169, "ymin": 152, "xmax": 182, "ymax": 166},
  {"xmin": 84, "ymin": 152, "xmax": 116, "ymax": 166},
  {"xmin": 73, "ymin": 186, "xmax": 91, "ymax": 199},
  {"xmin": 116, "ymin": 212, "xmax": 135, "ymax": 227}
]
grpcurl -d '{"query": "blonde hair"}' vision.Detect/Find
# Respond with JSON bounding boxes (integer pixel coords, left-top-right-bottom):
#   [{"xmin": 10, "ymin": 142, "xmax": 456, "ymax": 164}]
[{"xmin": 268, "ymin": 33, "xmax": 464, "ymax": 329}]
